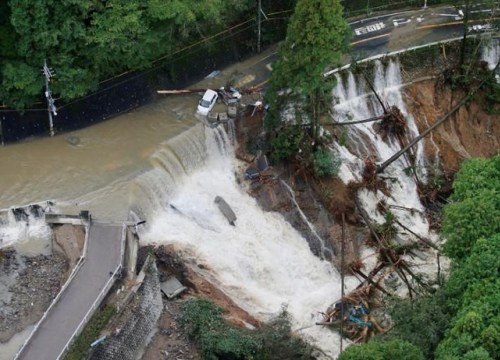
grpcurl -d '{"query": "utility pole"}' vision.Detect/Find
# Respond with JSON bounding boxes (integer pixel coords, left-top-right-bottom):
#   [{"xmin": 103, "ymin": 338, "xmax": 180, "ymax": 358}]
[
  {"xmin": 42, "ymin": 60, "xmax": 57, "ymax": 137},
  {"xmin": 256, "ymin": 0, "xmax": 267, "ymax": 53},
  {"xmin": 257, "ymin": 0, "xmax": 262, "ymax": 53}
]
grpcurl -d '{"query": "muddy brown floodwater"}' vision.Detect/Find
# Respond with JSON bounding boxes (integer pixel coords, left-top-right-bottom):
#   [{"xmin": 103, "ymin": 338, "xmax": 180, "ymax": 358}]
[{"xmin": 0, "ymin": 47, "xmax": 275, "ymax": 220}]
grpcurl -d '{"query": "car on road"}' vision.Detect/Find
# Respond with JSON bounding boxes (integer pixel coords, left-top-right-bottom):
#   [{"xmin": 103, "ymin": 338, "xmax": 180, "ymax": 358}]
[{"xmin": 197, "ymin": 89, "xmax": 218, "ymax": 116}]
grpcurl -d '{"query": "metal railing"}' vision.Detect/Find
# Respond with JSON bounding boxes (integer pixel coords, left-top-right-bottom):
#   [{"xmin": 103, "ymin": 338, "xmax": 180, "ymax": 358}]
[
  {"xmin": 324, "ymin": 36, "xmax": 468, "ymax": 77},
  {"xmin": 14, "ymin": 223, "xmax": 91, "ymax": 359}
]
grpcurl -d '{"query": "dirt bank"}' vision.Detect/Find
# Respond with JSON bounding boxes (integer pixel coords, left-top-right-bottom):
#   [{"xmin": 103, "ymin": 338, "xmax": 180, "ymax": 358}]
[{"xmin": 405, "ymin": 80, "xmax": 500, "ymax": 174}]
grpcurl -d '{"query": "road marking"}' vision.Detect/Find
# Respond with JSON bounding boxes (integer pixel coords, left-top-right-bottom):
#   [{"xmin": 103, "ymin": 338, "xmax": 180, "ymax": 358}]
[{"xmin": 354, "ymin": 22, "xmax": 386, "ymax": 36}]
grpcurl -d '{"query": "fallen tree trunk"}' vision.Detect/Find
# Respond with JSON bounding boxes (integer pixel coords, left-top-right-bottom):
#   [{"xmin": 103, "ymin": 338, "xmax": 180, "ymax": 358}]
[{"xmin": 376, "ymin": 91, "xmax": 475, "ymax": 174}]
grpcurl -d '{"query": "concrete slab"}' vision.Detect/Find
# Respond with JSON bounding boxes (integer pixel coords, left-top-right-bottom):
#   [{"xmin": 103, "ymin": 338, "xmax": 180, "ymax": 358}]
[{"xmin": 16, "ymin": 223, "xmax": 123, "ymax": 360}]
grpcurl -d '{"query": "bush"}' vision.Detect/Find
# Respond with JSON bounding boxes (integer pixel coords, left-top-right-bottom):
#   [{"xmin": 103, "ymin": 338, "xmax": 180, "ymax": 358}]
[
  {"xmin": 312, "ymin": 148, "xmax": 341, "ymax": 177},
  {"xmin": 450, "ymin": 157, "xmax": 499, "ymax": 203},
  {"xmin": 445, "ymin": 235, "xmax": 500, "ymax": 312},
  {"xmin": 442, "ymin": 155, "xmax": 500, "ymax": 262},
  {"xmin": 382, "ymin": 291, "xmax": 451, "ymax": 359},
  {"xmin": 179, "ymin": 299, "xmax": 259, "ymax": 360},
  {"xmin": 337, "ymin": 339, "xmax": 424, "ymax": 360},
  {"xmin": 270, "ymin": 125, "xmax": 304, "ymax": 162},
  {"xmin": 255, "ymin": 310, "xmax": 313, "ymax": 360},
  {"xmin": 179, "ymin": 299, "xmax": 313, "ymax": 360}
]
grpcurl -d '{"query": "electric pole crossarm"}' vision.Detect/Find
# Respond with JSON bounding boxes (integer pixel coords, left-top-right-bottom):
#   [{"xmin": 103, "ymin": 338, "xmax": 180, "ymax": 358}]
[{"xmin": 42, "ymin": 59, "xmax": 57, "ymax": 136}]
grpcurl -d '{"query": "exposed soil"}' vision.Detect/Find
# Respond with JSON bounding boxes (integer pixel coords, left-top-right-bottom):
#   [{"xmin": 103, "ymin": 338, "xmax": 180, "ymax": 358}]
[
  {"xmin": 404, "ymin": 80, "xmax": 500, "ymax": 174},
  {"xmin": 52, "ymin": 224, "xmax": 85, "ymax": 268},
  {"xmin": 140, "ymin": 299, "xmax": 200, "ymax": 360}
]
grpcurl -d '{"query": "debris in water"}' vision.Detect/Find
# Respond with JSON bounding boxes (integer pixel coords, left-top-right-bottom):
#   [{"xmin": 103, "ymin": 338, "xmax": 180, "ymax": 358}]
[
  {"xmin": 214, "ymin": 196, "xmax": 237, "ymax": 226},
  {"xmin": 66, "ymin": 136, "xmax": 80, "ymax": 146}
]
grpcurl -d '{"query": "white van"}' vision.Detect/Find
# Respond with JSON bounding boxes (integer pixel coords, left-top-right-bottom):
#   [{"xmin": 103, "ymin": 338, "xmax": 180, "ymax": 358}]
[{"xmin": 197, "ymin": 89, "xmax": 218, "ymax": 116}]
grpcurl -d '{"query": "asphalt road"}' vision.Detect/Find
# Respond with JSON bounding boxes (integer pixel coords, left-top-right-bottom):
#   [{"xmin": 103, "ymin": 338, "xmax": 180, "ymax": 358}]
[
  {"xmin": 247, "ymin": 4, "xmax": 496, "ymax": 88},
  {"xmin": 16, "ymin": 223, "xmax": 123, "ymax": 360},
  {"xmin": 350, "ymin": 4, "xmax": 496, "ymax": 59}
]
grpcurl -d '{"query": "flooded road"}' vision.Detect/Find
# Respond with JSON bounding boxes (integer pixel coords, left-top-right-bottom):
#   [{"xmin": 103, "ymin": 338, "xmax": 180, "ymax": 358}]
[
  {"xmin": 0, "ymin": 48, "xmax": 274, "ymax": 221},
  {"xmin": 0, "ymin": 96, "xmax": 199, "ymax": 219}
]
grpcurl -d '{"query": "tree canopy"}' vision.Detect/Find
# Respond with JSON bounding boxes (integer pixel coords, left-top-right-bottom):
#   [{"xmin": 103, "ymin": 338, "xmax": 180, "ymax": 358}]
[
  {"xmin": 347, "ymin": 155, "xmax": 500, "ymax": 360},
  {"xmin": 265, "ymin": 0, "xmax": 349, "ymax": 174},
  {"xmin": 0, "ymin": 0, "xmax": 294, "ymax": 109}
]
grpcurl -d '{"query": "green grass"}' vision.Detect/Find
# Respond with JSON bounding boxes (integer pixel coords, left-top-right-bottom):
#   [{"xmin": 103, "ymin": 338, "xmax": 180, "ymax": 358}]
[{"xmin": 64, "ymin": 304, "xmax": 116, "ymax": 360}]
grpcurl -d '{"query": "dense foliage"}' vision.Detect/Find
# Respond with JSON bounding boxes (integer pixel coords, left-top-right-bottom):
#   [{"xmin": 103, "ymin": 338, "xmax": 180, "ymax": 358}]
[
  {"xmin": 442, "ymin": 156, "xmax": 500, "ymax": 262},
  {"xmin": 312, "ymin": 148, "xmax": 342, "ymax": 177},
  {"xmin": 0, "ymin": 0, "xmax": 295, "ymax": 109},
  {"xmin": 266, "ymin": 0, "xmax": 349, "ymax": 177},
  {"xmin": 383, "ymin": 292, "xmax": 451, "ymax": 359},
  {"xmin": 342, "ymin": 155, "xmax": 499, "ymax": 360},
  {"xmin": 338, "ymin": 339, "xmax": 425, "ymax": 360},
  {"xmin": 179, "ymin": 299, "xmax": 313, "ymax": 360}
]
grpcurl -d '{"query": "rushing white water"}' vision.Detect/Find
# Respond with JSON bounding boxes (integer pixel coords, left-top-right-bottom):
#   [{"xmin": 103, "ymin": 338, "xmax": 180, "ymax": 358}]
[
  {"xmin": 331, "ymin": 60, "xmax": 433, "ymax": 242},
  {"xmin": 482, "ymin": 38, "xmax": 500, "ymax": 82},
  {"xmin": 140, "ymin": 123, "xmax": 344, "ymax": 358},
  {"xmin": 280, "ymin": 180, "xmax": 334, "ymax": 260},
  {"xmin": 482, "ymin": 38, "xmax": 500, "ymax": 70},
  {"xmin": 0, "ymin": 204, "xmax": 53, "ymax": 254}
]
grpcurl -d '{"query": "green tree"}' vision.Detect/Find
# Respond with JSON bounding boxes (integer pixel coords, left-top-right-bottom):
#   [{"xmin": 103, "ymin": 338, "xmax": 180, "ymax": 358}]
[
  {"xmin": 1, "ymin": 0, "xmax": 269, "ymax": 108},
  {"xmin": 337, "ymin": 339, "xmax": 425, "ymax": 360},
  {"xmin": 267, "ymin": 0, "xmax": 350, "ymax": 145},
  {"xmin": 383, "ymin": 292, "xmax": 451, "ymax": 359},
  {"xmin": 442, "ymin": 155, "xmax": 500, "ymax": 262}
]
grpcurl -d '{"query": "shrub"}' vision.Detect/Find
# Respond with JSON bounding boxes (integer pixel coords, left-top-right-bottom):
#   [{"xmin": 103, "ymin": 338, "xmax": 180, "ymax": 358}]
[
  {"xmin": 450, "ymin": 157, "xmax": 499, "ymax": 202},
  {"xmin": 445, "ymin": 235, "xmax": 500, "ymax": 312},
  {"xmin": 270, "ymin": 125, "xmax": 304, "ymax": 162},
  {"xmin": 382, "ymin": 291, "xmax": 451, "ymax": 359},
  {"xmin": 179, "ymin": 299, "xmax": 259, "ymax": 360},
  {"xmin": 312, "ymin": 148, "xmax": 341, "ymax": 177},
  {"xmin": 179, "ymin": 299, "xmax": 313, "ymax": 360}
]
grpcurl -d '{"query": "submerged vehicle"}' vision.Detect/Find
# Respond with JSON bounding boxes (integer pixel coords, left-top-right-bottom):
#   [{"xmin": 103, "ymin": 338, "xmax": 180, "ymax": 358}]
[{"xmin": 197, "ymin": 89, "xmax": 218, "ymax": 116}]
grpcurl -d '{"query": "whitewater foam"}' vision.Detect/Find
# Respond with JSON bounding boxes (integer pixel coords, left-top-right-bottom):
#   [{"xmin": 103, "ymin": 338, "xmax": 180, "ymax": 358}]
[{"xmin": 140, "ymin": 124, "xmax": 344, "ymax": 358}]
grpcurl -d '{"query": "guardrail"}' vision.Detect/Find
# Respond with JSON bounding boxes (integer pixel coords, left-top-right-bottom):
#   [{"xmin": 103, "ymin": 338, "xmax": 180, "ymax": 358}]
[
  {"xmin": 55, "ymin": 223, "xmax": 126, "ymax": 360},
  {"xmin": 14, "ymin": 222, "xmax": 91, "ymax": 359},
  {"xmin": 324, "ymin": 35, "xmax": 499, "ymax": 77},
  {"xmin": 55, "ymin": 263, "xmax": 123, "ymax": 360}
]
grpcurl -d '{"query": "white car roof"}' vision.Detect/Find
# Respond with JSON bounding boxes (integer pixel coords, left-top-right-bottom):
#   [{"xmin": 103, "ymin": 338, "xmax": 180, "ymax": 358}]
[{"xmin": 202, "ymin": 89, "xmax": 218, "ymax": 101}]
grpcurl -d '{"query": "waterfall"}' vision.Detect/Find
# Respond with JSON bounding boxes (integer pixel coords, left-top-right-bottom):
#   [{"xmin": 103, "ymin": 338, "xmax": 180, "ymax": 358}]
[
  {"xmin": 0, "ymin": 204, "xmax": 53, "ymax": 254},
  {"xmin": 138, "ymin": 123, "xmax": 344, "ymax": 358},
  {"xmin": 482, "ymin": 38, "xmax": 500, "ymax": 82},
  {"xmin": 482, "ymin": 38, "xmax": 499, "ymax": 70},
  {"xmin": 332, "ymin": 60, "xmax": 433, "ymax": 243},
  {"xmin": 280, "ymin": 180, "xmax": 334, "ymax": 260}
]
